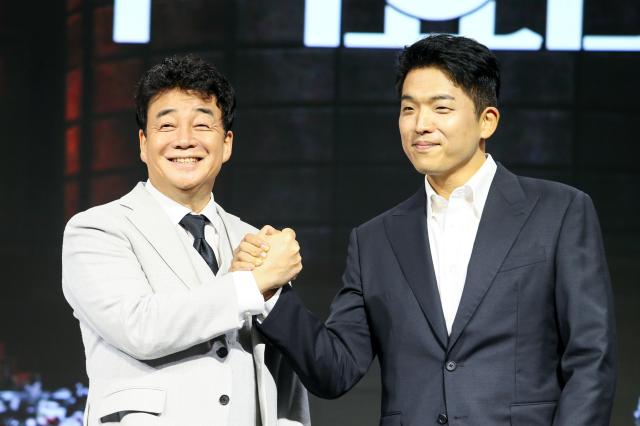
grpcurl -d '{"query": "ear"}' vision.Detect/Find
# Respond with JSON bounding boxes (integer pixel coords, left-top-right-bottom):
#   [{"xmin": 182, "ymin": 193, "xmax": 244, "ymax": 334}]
[
  {"xmin": 479, "ymin": 106, "xmax": 500, "ymax": 140},
  {"xmin": 139, "ymin": 129, "xmax": 148, "ymax": 164},
  {"xmin": 222, "ymin": 130, "xmax": 233, "ymax": 164}
]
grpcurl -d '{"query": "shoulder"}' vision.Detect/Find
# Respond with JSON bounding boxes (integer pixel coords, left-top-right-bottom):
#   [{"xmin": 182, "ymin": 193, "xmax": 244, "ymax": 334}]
[
  {"xmin": 491, "ymin": 163, "xmax": 588, "ymax": 207},
  {"xmin": 495, "ymin": 166, "xmax": 599, "ymax": 222},
  {"xmin": 66, "ymin": 199, "xmax": 128, "ymax": 231},
  {"xmin": 65, "ymin": 185, "xmax": 141, "ymax": 235},
  {"xmin": 515, "ymin": 173, "xmax": 590, "ymax": 206}
]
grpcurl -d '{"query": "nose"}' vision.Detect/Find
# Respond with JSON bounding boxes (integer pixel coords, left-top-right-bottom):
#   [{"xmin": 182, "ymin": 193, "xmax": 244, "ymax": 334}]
[
  {"xmin": 174, "ymin": 126, "xmax": 196, "ymax": 148},
  {"xmin": 415, "ymin": 109, "xmax": 436, "ymax": 134}
]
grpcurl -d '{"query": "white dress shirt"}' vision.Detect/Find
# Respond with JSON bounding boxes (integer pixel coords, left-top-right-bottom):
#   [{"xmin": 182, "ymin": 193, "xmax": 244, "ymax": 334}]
[{"xmin": 425, "ymin": 155, "xmax": 497, "ymax": 335}]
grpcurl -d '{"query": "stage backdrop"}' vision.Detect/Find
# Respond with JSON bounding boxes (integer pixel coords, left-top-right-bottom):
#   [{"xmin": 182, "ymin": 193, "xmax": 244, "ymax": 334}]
[{"xmin": 1, "ymin": 0, "xmax": 639, "ymax": 425}]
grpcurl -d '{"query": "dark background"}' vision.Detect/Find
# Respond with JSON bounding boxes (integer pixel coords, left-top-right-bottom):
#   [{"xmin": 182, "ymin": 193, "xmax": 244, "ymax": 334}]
[{"xmin": 0, "ymin": 0, "xmax": 638, "ymax": 424}]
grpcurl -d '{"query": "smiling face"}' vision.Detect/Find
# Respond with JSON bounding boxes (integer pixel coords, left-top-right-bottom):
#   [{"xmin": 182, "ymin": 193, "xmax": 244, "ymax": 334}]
[
  {"xmin": 399, "ymin": 66, "xmax": 499, "ymax": 193},
  {"xmin": 139, "ymin": 88, "xmax": 232, "ymax": 208}
]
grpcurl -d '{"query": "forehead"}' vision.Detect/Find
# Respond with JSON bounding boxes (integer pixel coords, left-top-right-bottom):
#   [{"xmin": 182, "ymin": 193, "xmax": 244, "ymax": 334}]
[
  {"xmin": 147, "ymin": 88, "xmax": 219, "ymax": 114},
  {"xmin": 401, "ymin": 67, "xmax": 465, "ymax": 98}
]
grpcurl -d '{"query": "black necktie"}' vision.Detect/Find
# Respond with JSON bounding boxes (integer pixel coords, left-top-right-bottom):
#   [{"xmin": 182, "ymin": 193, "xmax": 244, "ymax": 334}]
[{"xmin": 179, "ymin": 213, "xmax": 219, "ymax": 275}]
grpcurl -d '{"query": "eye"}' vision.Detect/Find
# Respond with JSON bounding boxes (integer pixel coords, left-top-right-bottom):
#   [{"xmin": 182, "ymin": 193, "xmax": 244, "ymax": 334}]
[
  {"xmin": 435, "ymin": 106, "xmax": 452, "ymax": 113},
  {"xmin": 159, "ymin": 123, "xmax": 175, "ymax": 130},
  {"xmin": 194, "ymin": 123, "xmax": 211, "ymax": 129},
  {"xmin": 401, "ymin": 105, "xmax": 414, "ymax": 113}
]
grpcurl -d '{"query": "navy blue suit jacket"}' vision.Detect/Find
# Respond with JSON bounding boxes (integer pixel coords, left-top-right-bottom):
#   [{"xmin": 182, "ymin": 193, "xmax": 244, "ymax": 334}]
[{"xmin": 258, "ymin": 164, "xmax": 616, "ymax": 426}]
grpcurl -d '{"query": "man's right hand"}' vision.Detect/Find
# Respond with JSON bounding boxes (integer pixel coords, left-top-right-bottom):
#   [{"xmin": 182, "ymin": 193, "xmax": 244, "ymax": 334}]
[{"xmin": 232, "ymin": 226, "xmax": 302, "ymax": 294}]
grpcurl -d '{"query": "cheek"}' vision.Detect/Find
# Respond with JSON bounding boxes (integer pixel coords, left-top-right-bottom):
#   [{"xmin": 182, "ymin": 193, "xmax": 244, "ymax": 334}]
[
  {"xmin": 398, "ymin": 120, "xmax": 413, "ymax": 142},
  {"xmin": 441, "ymin": 117, "xmax": 478, "ymax": 148},
  {"xmin": 436, "ymin": 115, "xmax": 458, "ymax": 135}
]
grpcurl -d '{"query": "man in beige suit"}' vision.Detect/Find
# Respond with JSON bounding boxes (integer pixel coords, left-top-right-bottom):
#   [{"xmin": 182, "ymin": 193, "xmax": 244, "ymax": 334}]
[{"xmin": 62, "ymin": 55, "xmax": 309, "ymax": 426}]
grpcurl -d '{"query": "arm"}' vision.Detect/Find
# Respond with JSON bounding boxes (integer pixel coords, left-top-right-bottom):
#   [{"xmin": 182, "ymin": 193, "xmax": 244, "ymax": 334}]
[
  {"xmin": 62, "ymin": 209, "xmax": 251, "ymax": 360},
  {"xmin": 257, "ymin": 229, "xmax": 375, "ymax": 399},
  {"xmin": 553, "ymin": 192, "xmax": 617, "ymax": 425}
]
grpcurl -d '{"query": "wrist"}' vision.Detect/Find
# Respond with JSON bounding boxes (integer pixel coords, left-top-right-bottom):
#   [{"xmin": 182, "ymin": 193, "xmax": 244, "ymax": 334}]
[{"xmin": 252, "ymin": 269, "xmax": 271, "ymax": 293}]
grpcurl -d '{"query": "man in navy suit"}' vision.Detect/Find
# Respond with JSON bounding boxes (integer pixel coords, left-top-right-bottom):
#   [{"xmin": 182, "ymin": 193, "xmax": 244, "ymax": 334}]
[{"xmin": 236, "ymin": 35, "xmax": 616, "ymax": 426}]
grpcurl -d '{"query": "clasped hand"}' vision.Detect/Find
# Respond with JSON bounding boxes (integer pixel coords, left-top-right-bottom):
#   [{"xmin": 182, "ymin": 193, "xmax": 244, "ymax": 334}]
[{"xmin": 231, "ymin": 226, "xmax": 302, "ymax": 297}]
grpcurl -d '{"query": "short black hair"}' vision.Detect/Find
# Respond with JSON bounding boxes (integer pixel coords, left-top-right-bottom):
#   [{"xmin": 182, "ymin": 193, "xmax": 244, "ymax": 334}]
[
  {"xmin": 396, "ymin": 34, "xmax": 500, "ymax": 116},
  {"xmin": 135, "ymin": 55, "xmax": 236, "ymax": 133}
]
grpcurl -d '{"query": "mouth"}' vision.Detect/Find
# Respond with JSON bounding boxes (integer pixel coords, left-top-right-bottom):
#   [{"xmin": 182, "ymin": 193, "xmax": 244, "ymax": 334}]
[
  {"xmin": 168, "ymin": 157, "xmax": 203, "ymax": 164},
  {"xmin": 412, "ymin": 141, "xmax": 440, "ymax": 152}
]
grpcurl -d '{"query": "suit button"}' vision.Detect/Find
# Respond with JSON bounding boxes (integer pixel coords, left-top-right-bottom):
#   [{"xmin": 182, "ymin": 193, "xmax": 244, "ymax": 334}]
[
  {"xmin": 216, "ymin": 347, "xmax": 228, "ymax": 358},
  {"xmin": 445, "ymin": 360, "xmax": 457, "ymax": 371},
  {"xmin": 219, "ymin": 394, "xmax": 230, "ymax": 405},
  {"xmin": 437, "ymin": 413, "xmax": 448, "ymax": 424}
]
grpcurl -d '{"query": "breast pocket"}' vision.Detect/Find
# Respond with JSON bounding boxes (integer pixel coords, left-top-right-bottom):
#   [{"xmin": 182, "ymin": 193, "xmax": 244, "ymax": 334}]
[
  {"xmin": 98, "ymin": 387, "xmax": 165, "ymax": 424},
  {"xmin": 499, "ymin": 245, "xmax": 547, "ymax": 273}
]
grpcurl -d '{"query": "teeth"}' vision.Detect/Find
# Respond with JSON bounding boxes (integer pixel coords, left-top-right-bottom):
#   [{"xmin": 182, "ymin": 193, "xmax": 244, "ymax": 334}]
[{"xmin": 172, "ymin": 158, "xmax": 199, "ymax": 163}]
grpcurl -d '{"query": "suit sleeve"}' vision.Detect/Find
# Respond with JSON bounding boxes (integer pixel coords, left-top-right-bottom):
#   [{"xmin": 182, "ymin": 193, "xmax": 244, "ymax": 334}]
[
  {"xmin": 62, "ymin": 208, "xmax": 245, "ymax": 361},
  {"xmin": 553, "ymin": 191, "xmax": 617, "ymax": 425},
  {"xmin": 257, "ymin": 229, "xmax": 375, "ymax": 399}
]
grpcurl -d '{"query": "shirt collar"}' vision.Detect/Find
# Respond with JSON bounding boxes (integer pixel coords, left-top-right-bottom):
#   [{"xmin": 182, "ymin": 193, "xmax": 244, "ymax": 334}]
[
  {"xmin": 144, "ymin": 179, "xmax": 219, "ymax": 229},
  {"xmin": 424, "ymin": 154, "xmax": 497, "ymax": 218}
]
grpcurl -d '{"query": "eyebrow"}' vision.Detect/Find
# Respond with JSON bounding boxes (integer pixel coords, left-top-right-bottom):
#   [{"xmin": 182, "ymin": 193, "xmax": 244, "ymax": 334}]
[
  {"xmin": 155, "ymin": 107, "xmax": 216, "ymax": 119},
  {"xmin": 194, "ymin": 107, "xmax": 215, "ymax": 117},
  {"xmin": 155, "ymin": 108, "xmax": 176, "ymax": 120},
  {"xmin": 401, "ymin": 94, "xmax": 455, "ymax": 102}
]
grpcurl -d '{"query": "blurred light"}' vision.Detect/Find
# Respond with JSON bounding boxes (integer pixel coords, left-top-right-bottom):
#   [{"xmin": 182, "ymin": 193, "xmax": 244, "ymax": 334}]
[
  {"xmin": 304, "ymin": 0, "xmax": 341, "ymax": 47},
  {"xmin": 387, "ymin": 0, "xmax": 489, "ymax": 21},
  {"xmin": 583, "ymin": 36, "xmax": 640, "ymax": 51},
  {"xmin": 546, "ymin": 0, "xmax": 583, "ymax": 50},
  {"xmin": 106, "ymin": 0, "xmax": 640, "ymax": 52},
  {"xmin": 113, "ymin": 0, "xmax": 151, "ymax": 43}
]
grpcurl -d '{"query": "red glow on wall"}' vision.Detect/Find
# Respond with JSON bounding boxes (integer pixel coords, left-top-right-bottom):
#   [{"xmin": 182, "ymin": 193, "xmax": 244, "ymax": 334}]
[
  {"xmin": 90, "ymin": 174, "xmax": 133, "ymax": 206},
  {"xmin": 92, "ymin": 119, "xmax": 139, "ymax": 171},
  {"xmin": 66, "ymin": 69, "xmax": 82, "ymax": 121},
  {"xmin": 65, "ymin": 126, "xmax": 80, "ymax": 176},
  {"xmin": 93, "ymin": 59, "xmax": 143, "ymax": 114},
  {"xmin": 67, "ymin": 0, "xmax": 81, "ymax": 12},
  {"xmin": 67, "ymin": 13, "xmax": 82, "ymax": 69}
]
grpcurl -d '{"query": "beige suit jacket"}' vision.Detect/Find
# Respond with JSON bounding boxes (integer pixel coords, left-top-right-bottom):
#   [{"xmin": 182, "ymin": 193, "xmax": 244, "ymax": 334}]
[{"xmin": 62, "ymin": 183, "xmax": 310, "ymax": 426}]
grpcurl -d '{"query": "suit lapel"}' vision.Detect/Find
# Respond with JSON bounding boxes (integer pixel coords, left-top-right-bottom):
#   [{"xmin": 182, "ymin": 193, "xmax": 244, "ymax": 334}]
[
  {"xmin": 384, "ymin": 189, "xmax": 449, "ymax": 349},
  {"xmin": 119, "ymin": 183, "xmax": 200, "ymax": 289},
  {"xmin": 448, "ymin": 165, "xmax": 538, "ymax": 349},
  {"xmin": 215, "ymin": 203, "xmax": 242, "ymax": 274}
]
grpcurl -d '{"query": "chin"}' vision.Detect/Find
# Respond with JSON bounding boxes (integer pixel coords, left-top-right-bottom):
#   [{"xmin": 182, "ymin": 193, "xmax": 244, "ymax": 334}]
[
  {"xmin": 409, "ymin": 160, "xmax": 435, "ymax": 175},
  {"xmin": 162, "ymin": 177, "xmax": 197, "ymax": 191}
]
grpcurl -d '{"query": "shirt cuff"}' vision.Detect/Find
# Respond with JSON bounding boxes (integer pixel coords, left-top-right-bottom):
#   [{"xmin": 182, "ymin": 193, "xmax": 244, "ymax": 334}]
[
  {"xmin": 264, "ymin": 287, "xmax": 281, "ymax": 315},
  {"xmin": 256, "ymin": 287, "xmax": 283, "ymax": 324},
  {"xmin": 231, "ymin": 271, "xmax": 264, "ymax": 322}
]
